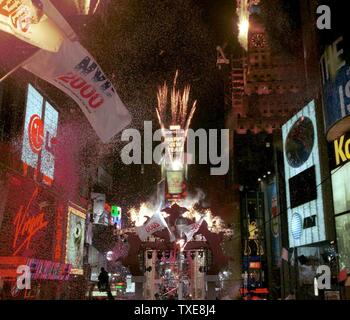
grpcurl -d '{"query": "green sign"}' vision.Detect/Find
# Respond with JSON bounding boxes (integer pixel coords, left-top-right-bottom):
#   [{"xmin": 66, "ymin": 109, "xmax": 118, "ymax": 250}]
[{"xmin": 111, "ymin": 205, "xmax": 121, "ymax": 218}]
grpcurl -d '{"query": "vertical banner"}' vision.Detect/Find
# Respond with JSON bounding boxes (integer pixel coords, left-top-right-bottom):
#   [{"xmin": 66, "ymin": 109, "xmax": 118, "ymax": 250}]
[{"xmin": 267, "ymin": 182, "xmax": 281, "ymax": 266}]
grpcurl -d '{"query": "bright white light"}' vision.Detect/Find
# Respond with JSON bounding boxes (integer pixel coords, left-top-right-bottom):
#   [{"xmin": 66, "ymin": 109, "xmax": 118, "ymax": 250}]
[
  {"xmin": 171, "ymin": 159, "xmax": 183, "ymax": 170},
  {"xmin": 177, "ymin": 239, "xmax": 185, "ymax": 251},
  {"xmin": 237, "ymin": 0, "xmax": 250, "ymax": 50},
  {"xmin": 106, "ymin": 251, "xmax": 114, "ymax": 261}
]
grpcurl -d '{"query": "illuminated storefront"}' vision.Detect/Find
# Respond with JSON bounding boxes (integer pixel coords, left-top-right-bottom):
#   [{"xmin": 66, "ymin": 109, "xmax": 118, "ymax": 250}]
[
  {"xmin": 0, "ymin": 83, "xmax": 90, "ymax": 299},
  {"xmin": 329, "ymin": 132, "xmax": 350, "ymax": 274},
  {"xmin": 282, "ymin": 101, "xmax": 326, "ymax": 248},
  {"xmin": 318, "ymin": 3, "xmax": 350, "ymax": 297},
  {"xmin": 282, "ymin": 100, "xmax": 337, "ymax": 299}
]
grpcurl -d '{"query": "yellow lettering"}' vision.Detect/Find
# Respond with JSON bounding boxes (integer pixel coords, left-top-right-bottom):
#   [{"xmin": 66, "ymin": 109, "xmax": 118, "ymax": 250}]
[
  {"xmin": 334, "ymin": 135, "xmax": 347, "ymax": 166},
  {"xmin": 345, "ymin": 139, "xmax": 350, "ymax": 159}
]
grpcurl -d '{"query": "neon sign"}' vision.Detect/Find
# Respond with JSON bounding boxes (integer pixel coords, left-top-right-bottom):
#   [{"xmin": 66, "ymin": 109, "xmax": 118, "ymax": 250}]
[
  {"xmin": 12, "ymin": 187, "xmax": 48, "ymax": 256},
  {"xmin": 21, "ymin": 84, "xmax": 58, "ymax": 185},
  {"xmin": 111, "ymin": 205, "xmax": 122, "ymax": 229}
]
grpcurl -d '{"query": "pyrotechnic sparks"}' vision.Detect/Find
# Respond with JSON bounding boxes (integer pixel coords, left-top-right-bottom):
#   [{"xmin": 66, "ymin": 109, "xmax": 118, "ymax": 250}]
[
  {"xmin": 127, "ymin": 190, "xmax": 233, "ymax": 237},
  {"xmin": 155, "ymin": 71, "xmax": 198, "ymax": 170},
  {"xmin": 156, "ymin": 71, "xmax": 197, "ymax": 130},
  {"xmin": 237, "ymin": 0, "xmax": 250, "ymax": 50}
]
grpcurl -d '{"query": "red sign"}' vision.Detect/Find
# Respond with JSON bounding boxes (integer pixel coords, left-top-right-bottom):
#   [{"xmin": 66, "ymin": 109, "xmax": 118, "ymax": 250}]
[
  {"xmin": 28, "ymin": 114, "xmax": 44, "ymax": 154},
  {"xmin": 0, "ymin": 0, "xmax": 31, "ymax": 33},
  {"xmin": 0, "ymin": 174, "xmax": 57, "ymax": 260},
  {"xmin": 12, "ymin": 187, "xmax": 48, "ymax": 256}
]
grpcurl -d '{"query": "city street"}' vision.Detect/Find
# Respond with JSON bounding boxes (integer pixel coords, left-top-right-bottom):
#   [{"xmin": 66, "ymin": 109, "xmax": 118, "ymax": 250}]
[{"xmin": 0, "ymin": 0, "xmax": 349, "ymax": 302}]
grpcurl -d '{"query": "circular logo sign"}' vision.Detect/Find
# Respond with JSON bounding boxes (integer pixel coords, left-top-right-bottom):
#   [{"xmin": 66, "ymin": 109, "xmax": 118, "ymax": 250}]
[
  {"xmin": 285, "ymin": 116, "xmax": 315, "ymax": 168},
  {"xmin": 291, "ymin": 213, "xmax": 303, "ymax": 240},
  {"xmin": 28, "ymin": 114, "xmax": 44, "ymax": 154}
]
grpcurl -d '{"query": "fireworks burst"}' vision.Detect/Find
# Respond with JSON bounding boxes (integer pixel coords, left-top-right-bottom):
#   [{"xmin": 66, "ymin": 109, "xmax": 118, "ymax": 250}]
[{"xmin": 156, "ymin": 70, "xmax": 197, "ymax": 130}]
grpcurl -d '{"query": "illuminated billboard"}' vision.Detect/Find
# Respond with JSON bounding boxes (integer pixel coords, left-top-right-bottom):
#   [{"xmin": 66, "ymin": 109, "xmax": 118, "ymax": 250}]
[
  {"xmin": 329, "ymin": 132, "xmax": 350, "ymax": 270},
  {"xmin": 329, "ymin": 133, "xmax": 350, "ymax": 215},
  {"xmin": 65, "ymin": 206, "xmax": 86, "ymax": 275},
  {"xmin": 21, "ymin": 84, "xmax": 59, "ymax": 185},
  {"xmin": 0, "ymin": 174, "xmax": 57, "ymax": 260},
  {"xmin": 111, "ymin": 205, "xmax": 122, "ymax": 229},
  {"xmin": 282, "ymin": 100, "xmax": 326, "ymax": 247},
  {"xmin": 318, "ymin": 2, "xmax": 350, "ymax": 141}
]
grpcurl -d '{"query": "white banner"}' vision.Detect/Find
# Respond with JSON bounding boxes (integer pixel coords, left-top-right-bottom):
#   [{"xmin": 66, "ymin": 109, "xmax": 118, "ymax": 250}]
[
  {"xmin": 136, "ymin": 211, "xmax": 169, "ymax": 241},
  {"xmin": 23, "ymin": 39, "xmax": 132, "ymax": 143},
  {"xmin": 183, "ymin": 215, "xmax": 204, "ymax": 242},
  {"xmin": 0, "ymin": 0, "xmax": 66, "ymax": 52}
]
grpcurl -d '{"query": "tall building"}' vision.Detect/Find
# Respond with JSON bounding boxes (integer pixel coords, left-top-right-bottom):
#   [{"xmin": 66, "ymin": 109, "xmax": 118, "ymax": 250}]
[{"xmin": 229, "ymin": 0, "xmax": 307, "ymax": 299}]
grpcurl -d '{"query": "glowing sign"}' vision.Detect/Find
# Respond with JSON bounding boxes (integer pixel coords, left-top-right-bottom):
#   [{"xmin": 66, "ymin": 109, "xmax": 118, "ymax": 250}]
[
  {"xmin": 166, "ymin": 170, "xmax": 184, "ymax": 195},
  {"xmin": 282, "ymin": 100, "xmax": 326, "ymax": 247},
  {"xmin": 12, "ymin": 187, "xmax": 48, "ymax": 256},
  {"xmin": 65, "ymin": 206, "xmax": 86, "ymax": 275},
  {"xmin": 111, "ymin": 205, "xmax": 122, "ymax": 229},
  {"xmin": 21, "ymin": 84, "xmax": 58, "ymax": 185},
  {"xmin": 106, "ymin": 251, "xmax": 114, "ymax": 261},
  {"xmin": 249, "ymin": 262, "xmax": 261, "ymax": 269},
  {"xmin": 27, "ymin": 258, "xmax": 71, "ymax": 281}
]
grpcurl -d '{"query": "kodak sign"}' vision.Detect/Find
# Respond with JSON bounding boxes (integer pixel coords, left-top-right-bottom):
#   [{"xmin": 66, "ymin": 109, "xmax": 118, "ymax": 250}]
[{"xmin": 334, "ymin": 134, "xmax": 350, "ymax": 166}]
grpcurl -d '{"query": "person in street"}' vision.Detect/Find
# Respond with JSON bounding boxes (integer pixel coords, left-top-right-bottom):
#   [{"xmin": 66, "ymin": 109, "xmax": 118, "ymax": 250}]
[{"xmin": 98, "ymin": 268, "xmax": 114, "ymax": 300}]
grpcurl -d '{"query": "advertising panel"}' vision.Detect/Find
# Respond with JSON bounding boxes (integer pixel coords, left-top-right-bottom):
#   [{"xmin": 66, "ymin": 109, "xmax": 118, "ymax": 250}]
[
  {"xmin": 329, "ymin": 132, "xmax": 350, "ymax": 215},
  {"xmin": 0, "ymin": 174, "xmax": 57, "ymax": 260},
  {"xmin": 319, "ymin": 1, "xmax": 350, "ymax": 141},
  {"xmin": 65, "ymin": 206, "xmax": 86, "ymax": 275},
  {"xmin": 267, "ymin": 182, "xmax": 281, "ymax": 266},
  {"xmin": 21, "ymin": 84, "xmax": 59, "ymax": 185},
  {"xmin": 282, "ymin": 100, "xmax": 326, "ymax": 247},
  {"xmin": 328, "ymin": 131, "xmax": 350, "ymax": 271},
  {"xmin": 166, "ymin": 170, "xmax": 184, "ymax": 195},
  {"xmin": 91, "ymin": 192, "xmax": 109, "ymax": 225},
  {"xmin": 111, "ymin": 205, "xmax": 122, "ymax": 229}
]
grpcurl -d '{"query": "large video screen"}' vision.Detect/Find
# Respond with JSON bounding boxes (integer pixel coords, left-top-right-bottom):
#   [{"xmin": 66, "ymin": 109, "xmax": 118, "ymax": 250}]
[
  {"xmin": 282, "ymin": 100, "xmax": 326, "ymax": 247},
  {"xmin": 289, "ymin": 166, "xmax": 317, "ymax": 209},
  {"xmin": 21, "ymin": 84, "xmax": 58, "ymax": 184}
]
